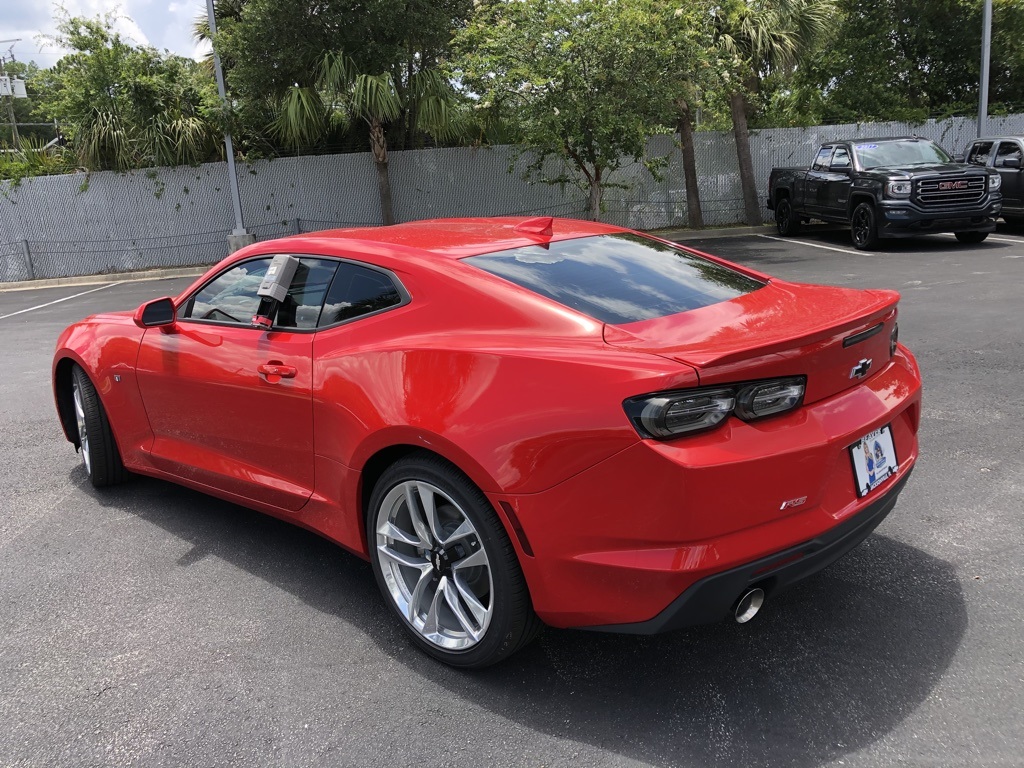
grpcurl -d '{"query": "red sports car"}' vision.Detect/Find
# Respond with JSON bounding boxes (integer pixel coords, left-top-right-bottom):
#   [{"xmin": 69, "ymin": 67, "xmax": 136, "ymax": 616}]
[{"xmin": 53, "ymin": 217, "xmax": 921, "ymax": 667}]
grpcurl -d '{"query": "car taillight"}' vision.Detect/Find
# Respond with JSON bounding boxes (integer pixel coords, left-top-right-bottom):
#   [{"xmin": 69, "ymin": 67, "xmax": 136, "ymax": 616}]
[
  {"xmin": 624, "ymin": 377, "xmax": 807, "ymax": 440},
  {"xmin": 735, "ymin": 378, "xmax": 806, "ymax": 420}
]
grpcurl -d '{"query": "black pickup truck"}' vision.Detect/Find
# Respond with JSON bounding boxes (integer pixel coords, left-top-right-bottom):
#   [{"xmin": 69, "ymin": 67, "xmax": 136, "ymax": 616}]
[{"xmin": 767, "ymin": 137, "xmax": 1002, "ymax": 250}]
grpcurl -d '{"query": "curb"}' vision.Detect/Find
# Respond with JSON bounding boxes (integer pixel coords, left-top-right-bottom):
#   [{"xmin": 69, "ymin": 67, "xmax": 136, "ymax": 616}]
[{"xmin": 0, "ymin": 265, "xmax": 210, "ymax": 293}]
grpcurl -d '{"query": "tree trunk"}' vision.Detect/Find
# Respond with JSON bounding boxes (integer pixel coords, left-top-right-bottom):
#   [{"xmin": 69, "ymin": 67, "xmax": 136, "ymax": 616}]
[
  {"xmin": 588, "ymin": 167, "xmax": 603, "ymax": 221},
  {"xmin": 676, "ymin": 98, "xmax": 703, "ymax": 229},
  {"xmin": 369, "ymin": 117, "xmax": 395, "ymax": 225},
  {"xmin": 729, "ymin": 90, "xmax": 763, "ymax": 226}
]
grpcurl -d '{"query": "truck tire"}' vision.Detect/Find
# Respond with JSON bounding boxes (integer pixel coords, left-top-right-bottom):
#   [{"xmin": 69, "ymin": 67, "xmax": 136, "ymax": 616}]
[
  {"xmin": 1002, "ymin": 215, "xmax": 1024, "ymax": 228},
  {"xmin": 850, "ymin": 202, "xmax": 879, "ymax": 250},
  {"xmin": 954, "ymin": 231, "xmax": 988, "ymax": 244},
  {"xmin": 775, "ymin": 197, "xmax": 800, "ymax": 237}
]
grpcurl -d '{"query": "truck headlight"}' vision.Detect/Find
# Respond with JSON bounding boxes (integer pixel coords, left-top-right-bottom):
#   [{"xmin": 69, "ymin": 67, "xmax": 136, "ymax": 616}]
[
  {"xmin": 886, "ymin": 181, "xmax": 912, "ymax": 198},
  {"xmin": 989, "ymin": 174, "xmax": 1002, "ymax": 191}
]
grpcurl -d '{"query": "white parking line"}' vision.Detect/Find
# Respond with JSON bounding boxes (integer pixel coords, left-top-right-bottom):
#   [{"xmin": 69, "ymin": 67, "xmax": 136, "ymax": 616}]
[
  {"xmin": 0, "ymin": 283, "xmax": 119, "ymax": 320},
  {"xmin": 757, "ymin": 234, "xmax": 868, "ymax": 256}
]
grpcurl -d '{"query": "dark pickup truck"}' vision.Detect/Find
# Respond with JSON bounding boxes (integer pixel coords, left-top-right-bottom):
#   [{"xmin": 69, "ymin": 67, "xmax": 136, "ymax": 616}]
[
  {"xmin": 767, "ymin": 137, "xmax": 1002, "ymax": 250},
  {"xmin": 962, "ymin": 136, "xmax": 1024, "ymax": 226}
]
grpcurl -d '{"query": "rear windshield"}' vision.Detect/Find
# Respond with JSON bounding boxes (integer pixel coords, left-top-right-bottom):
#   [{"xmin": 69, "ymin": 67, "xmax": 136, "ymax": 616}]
[{"xmin": 465, "ymin": 233, "xmax": 764, "ymax": 324}]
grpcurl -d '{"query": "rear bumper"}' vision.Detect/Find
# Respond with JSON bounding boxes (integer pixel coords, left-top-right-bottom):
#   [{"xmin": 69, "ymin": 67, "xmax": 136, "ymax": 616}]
[
  {"xmin": 586, "ymin": 469, "xmax": 911, "ymax": 633},
  {"xmin": 499, "ymin": 349, "xmax": 922, "ymax": 630}
]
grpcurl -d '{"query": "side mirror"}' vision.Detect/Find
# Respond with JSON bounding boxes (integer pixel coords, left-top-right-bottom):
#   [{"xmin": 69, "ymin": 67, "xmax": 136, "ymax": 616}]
[
  {"xmin": 953, "ymin": 154, "xmax": 966, "ymax": 163},
  {"xmin": 134, "ymin": 297, "xmax": 176, "ymax": 328},
  {"xmin": 1002, "ymin": 157, "xmax": 1021, "ymax": 169}
]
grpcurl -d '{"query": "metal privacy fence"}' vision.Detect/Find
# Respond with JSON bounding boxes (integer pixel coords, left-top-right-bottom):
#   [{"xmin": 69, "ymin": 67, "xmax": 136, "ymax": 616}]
[{"xmin": 3, "ymin": 113, "xmax": 1023, "ymax": 282}]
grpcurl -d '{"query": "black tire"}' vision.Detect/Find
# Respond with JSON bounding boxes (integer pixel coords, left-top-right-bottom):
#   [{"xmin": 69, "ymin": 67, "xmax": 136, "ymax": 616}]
[
  {"xmin": 367, "ymin": 452, "xmax": 541, "ymax": 668},
  {"xmin": 955, "ymin": 231, "xmax": 989, "ymax": 244},
  {"xmin": 850, "ymin": 202, "xmax": 879, "ymax": 250},
  {"xmin": 774, "ymin": 197, "xmax": 800, "ymax": 237},
  {"xmin": 71, "ymin": 365, "xmax": 128, "ymax": 488},
  {"xmin": 1003, "ymin": 215, "xmax": 1024, "ymax": 228}
]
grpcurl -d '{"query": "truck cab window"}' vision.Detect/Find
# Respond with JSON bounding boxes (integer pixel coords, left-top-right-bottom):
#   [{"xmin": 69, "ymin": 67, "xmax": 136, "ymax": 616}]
[
  {"xmin": 968, "ymin": 142, "xmax": 995, "ymax": 166},
  {"xmin": 812, "ymin": 146, "xmax": 834, "ymax": 171}
]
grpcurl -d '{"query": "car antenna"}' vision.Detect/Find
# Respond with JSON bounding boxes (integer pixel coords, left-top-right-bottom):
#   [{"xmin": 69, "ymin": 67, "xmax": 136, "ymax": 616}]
[{"xmin": 514, "ymin": 217, "xmax": 554, "ymax": 237}]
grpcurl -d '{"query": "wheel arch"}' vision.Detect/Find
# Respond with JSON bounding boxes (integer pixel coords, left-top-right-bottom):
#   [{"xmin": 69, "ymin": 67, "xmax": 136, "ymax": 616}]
[
  {"xmin": 847, "ymin": 192, "xmax": 876, "ymax": 218},
  {"xmin": 53, "ymin": 354, "xmax": 83, "ymax": 447},
  {"xmin": 355, "ymin": 439, "xmax": 534, "ymax": 573}
]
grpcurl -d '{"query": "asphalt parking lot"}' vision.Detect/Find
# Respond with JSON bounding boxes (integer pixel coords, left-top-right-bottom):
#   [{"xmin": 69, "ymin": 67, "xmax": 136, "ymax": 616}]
[{"xmin": 1, "ymin": 225, "xmax": 1022, "ymax": 767}]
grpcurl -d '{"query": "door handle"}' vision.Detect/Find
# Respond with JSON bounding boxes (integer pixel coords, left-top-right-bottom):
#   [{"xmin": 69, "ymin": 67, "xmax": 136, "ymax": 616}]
[{"xmin": 258, "ymin": 363, "xmax": 297, "ymax": 379}]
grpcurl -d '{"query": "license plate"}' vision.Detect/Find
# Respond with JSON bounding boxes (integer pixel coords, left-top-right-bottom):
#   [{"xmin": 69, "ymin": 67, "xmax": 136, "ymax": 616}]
[{"xmin": 849, "ymin": 425, "xmax": 899, "ymax": 498}]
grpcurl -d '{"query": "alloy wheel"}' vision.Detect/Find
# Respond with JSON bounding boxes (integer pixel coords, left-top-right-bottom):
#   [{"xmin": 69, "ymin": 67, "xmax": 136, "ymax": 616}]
[{"xmin": 374, "ymin": 480, "xmax": 494, "ymax": 650}]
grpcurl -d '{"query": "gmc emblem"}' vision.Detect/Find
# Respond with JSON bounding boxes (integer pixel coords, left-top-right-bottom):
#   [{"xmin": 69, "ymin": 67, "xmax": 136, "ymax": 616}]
[{"xmin": 938, "ymin": 180, "xmax": 969, "ymax": 190}]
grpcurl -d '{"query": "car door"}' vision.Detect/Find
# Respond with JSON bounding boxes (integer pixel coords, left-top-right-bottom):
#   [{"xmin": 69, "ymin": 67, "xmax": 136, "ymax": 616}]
[
  {"xmin": 993, "ymin": 140, "xmax": 1023, "ymax": 211},
  {"xmin": 822, "ymin": 145, "xmax": 854, "ymax": 218},
  {"xmin": 802, "ymin": 146, "xmax": 835, "ymax": 216},
  {"xmin": 135, "ymin": 255, "xmax": 339, "ymax": 512}
]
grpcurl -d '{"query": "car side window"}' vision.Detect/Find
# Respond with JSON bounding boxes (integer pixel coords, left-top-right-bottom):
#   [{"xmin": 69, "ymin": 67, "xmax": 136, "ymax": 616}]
[
  {"xmin": 183, "ymin": 256, "xmax": 340, "ymax": 330},
  {"xmin": 185, "ymin": 258, "xmax": 271, "ymax": 324},
  {"xmin": 275, "ymin": 258, "xmax": 339, "ymax": 329},
  {"xmin": 994, "ymin": 141, "xmax": 1023, "ymax": 168},
  {"xmin": 319, "ymin": 262, "xmax": 403, "ymax": 327},
  {"xmin": 968, "ymin": 141, "xmax": 994, "ymax": 166},
  {"xmin": 830, "ymin": 147, "xmax": 851, "ymax": 169},
  {"xmin": 812, "ymin": 146, "xmax": 834, "ymax": 171}
]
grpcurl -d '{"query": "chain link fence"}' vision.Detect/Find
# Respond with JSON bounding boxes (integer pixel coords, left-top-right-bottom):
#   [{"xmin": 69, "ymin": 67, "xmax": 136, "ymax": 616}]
[{"xmin": 3, "ymin": 113, "xmax": 1023, "ymax": 283}]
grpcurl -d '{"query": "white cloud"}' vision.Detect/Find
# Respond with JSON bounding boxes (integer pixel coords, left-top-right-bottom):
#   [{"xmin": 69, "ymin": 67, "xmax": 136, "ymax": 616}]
[{"xmin": 0, "ymin": 0, "xmax": 204, "ymax": 65}]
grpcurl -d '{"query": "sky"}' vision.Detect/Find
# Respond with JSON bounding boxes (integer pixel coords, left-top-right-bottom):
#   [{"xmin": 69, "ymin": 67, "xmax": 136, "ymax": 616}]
[{"xmin": 0, "ymin": 1, "xmax": 209, "ymax": 67}]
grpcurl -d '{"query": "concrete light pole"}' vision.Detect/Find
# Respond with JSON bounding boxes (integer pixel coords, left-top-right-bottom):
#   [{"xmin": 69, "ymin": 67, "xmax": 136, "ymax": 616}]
[
  {"xmin": 978, "ymin": 0, "xmax": 992, "ymax": 138},
  {"xmin": 205, "ymin": 0, "xmax": 254, "ymax": 252}
]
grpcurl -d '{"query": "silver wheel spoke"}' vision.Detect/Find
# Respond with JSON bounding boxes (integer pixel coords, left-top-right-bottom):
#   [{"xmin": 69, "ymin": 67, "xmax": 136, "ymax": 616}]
[
  {"xmin": 422, "ymin": 576, "xmax": 447, "ymax": 637},
  {"xmin": 415, "ymin": 482, "xmax": 446, "ymax": 544},
  {"xmin": 404, "ymin": 483, "xmax": 434, "ymax": 547},
  {"xmin": 452, "ymin": 546, "xmax": 487, "ymax": 571},
  {"xmin": 452, "ymin": 575, "xmax": 489, "ymax": 628},
  {"xmin": 408, "ymin": 567, "xmax": 436, "ymax": 622},
  {"xmin": 379, "ymin": 520, "xmax": 421, "ymax": 548},
  {"xmin": 442, "ymin": 578, "xmax": 482, "ymax": 641},
  {"xmin": 377, "ymin": 543, "xmax": 430, "ymax": 571},
  {"xmin": 440, "ymin": 520, "xmax": 474, "ymax": 546}
]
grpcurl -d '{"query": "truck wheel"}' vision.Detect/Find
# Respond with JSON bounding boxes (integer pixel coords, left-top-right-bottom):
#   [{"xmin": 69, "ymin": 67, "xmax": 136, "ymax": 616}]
[
  {"xmin": 1003, "ymin": 216, "xmax": 1024, "ymax": 228},
  {"xmin": 850, "ymin": 202, "xmax": 879, "ymax": 250},
  {"xmin": 955, "ymin": 231, "xmax": 988, "ymax": 244},
  {"xmin": 775, "ymin": 198, "xmax": 800, "ymax": 236}
]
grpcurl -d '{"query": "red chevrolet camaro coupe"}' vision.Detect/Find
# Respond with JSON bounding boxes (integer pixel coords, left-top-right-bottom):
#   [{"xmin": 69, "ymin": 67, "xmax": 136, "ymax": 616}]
[{"xmin": 53, "ymin": 217, "xmax": 921, "ymax": 667}]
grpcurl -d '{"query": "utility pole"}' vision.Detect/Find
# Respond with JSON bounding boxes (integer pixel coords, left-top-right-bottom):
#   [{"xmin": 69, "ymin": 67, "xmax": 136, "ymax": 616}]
[
  {"xmin": 204, "ymin": 0, "xmax": 254, "ymax": 252},
  {"xmin": 978, "ymin": 0, "xmax": 992, "ymax": 138},
  {"xmin": 0, "ymin": 39, "xmax": 22, "ymax": 149}
]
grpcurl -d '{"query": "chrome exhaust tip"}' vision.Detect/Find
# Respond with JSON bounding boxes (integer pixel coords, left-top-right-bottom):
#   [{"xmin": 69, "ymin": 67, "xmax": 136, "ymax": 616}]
[{"xmin": 733, "ymin": 587, "xmax": 765, "ymax": 624}]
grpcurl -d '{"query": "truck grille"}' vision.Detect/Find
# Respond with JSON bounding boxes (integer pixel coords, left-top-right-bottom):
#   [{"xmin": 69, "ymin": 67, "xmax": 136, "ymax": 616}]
[{"xmin": 915, "ymin": 176, "xmax": 986, "ymax": 208}]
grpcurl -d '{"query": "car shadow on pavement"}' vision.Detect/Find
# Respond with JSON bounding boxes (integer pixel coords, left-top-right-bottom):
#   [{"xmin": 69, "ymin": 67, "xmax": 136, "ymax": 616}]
[
  {"xmin": 781, "ymin": 225, "xmax": 1023, "ymax": 255},
  {"xmin": 86, "ymin": 472, "xmax": 966, "ymax": 768}
]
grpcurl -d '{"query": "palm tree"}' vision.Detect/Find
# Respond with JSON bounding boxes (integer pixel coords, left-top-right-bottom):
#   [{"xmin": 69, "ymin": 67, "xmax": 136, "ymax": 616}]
[
  {"xmin": 273, "ymin": 53, "xmax": 463, "ymax": 225},
  {"xmin": 714, "ymin": 0, "xmax": 837, "ymax": 225}
]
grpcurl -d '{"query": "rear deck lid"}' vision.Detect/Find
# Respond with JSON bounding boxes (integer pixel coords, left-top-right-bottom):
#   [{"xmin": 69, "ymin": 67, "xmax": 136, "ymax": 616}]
[{"xmin": 604, "ymin": 280, "xmax": 899, "ymax": 403}]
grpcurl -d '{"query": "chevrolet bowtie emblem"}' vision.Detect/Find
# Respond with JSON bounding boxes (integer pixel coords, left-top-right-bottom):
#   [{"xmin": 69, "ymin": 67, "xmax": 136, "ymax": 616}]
[{"xmin": 850, "ymin": 358, "xmax": 872, "ymax": 379}]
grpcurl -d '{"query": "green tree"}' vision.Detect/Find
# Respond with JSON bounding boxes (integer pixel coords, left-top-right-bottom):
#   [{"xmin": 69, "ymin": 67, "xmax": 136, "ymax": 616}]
[
  {"xmin": 35, "ymin": 12, "xmax": 221, "ymax": 171},
  {"xmin": 272, "ymin": 54, "xmax": 464, "ymax": 225},
  {"xmin": 208, "ymin": 0, "xmax": 470, "ymax": 155},
  {"xmin": 452, "ymin": 0, "xmax": 688, "ymax": 221},
  {"xmin": 714, "ymin": 0, "xmax": 838, "ymax": 225}
]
